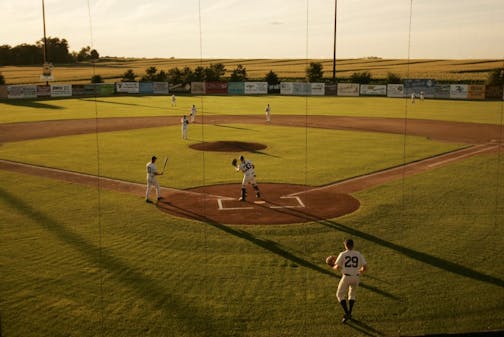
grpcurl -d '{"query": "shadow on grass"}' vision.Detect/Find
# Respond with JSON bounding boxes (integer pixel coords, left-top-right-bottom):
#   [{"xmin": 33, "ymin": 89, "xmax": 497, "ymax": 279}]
[
  {"xmin": 253, "ymin": 199, "xmax": 504, "ymax": 289},
  {"xmin": 0, "ymin": 187, "xmax": 244, "ymax": 337},
  {"xmin": 0, "ymin": 99, "xmax": 64, "ymax": 110},
  {"xmin": 346, "ymin": 318, "xmax": 384, "ymax": 337},
  {"xmin": 160, "ymin": 200, "xmax": 399, "ymax": 301},
  {"xmin": 79, "ymin": 98, "xmax": 166, "ymax": 110}
]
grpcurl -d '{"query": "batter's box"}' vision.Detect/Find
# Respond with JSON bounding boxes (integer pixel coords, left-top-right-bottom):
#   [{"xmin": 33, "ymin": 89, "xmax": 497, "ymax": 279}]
[{"xmin": 217, "ymin": 196, "xmax": 305, "ymax": 211}]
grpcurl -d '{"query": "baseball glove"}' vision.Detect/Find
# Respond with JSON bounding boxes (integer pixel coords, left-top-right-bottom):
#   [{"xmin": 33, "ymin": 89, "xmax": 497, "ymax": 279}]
[
  {"xmin": 231, "ymin": 158, "xmax": 237, "ymax": 167},
  {"xmin": 325, "ymin": 255, "xmax": 336, "ymax": 267}
]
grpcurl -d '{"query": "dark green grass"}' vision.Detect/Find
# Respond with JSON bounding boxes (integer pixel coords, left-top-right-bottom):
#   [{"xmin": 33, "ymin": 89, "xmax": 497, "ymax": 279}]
[{"xmin": 1, "ymin": 153, "xmax": 503, "ymax": 337}]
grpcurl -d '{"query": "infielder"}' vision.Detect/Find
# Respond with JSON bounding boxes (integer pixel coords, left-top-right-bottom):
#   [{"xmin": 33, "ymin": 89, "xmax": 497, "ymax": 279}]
[
  {"xmin": 181, "ymin": 115, "xmax": 189, "ymax": 140},
  {"xmin": 326, "ymin": 239, "xmax": 367, "ymax": 323},
  {"xmin": 145, "ymin": 156, "xmax": 163, "ymax": 203},
  {"xmin": 233, "ymin": 155, "xmax": 261, "ymax": 201},
  {"xmin": 190, "ymin": 104, "xmax": 197, "ymax": 123},
  {"xmin": 265, "ymin": 103, "xmax": 271, "ymax": 122}
]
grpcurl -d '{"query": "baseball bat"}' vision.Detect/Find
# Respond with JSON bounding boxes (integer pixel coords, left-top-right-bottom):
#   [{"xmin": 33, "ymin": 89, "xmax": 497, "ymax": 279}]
[{"xmin": 162, "ymin": 157, "xmax": 168, "ymax": 173}]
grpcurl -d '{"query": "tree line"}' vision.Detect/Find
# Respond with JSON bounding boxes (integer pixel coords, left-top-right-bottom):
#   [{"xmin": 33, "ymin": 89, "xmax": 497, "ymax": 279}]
[{"xmin": 0, "ymin": 37, "xmax": 99, "ymax": 66}]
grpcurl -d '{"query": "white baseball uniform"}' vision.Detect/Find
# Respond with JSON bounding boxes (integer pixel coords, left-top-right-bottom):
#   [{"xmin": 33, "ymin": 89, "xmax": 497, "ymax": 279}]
[
  {"xmin": 171, "ymin": 94, "xmax": 176, "ymax": 107},
  {"xmin": 237, "ymin": 159, "xmax": 257, "ymax": 187},
  {"xmin": 181, "ymin": 116, "xmax": 189, "ymax": 139},
  {"xmin": 265, "ymin": 104, "xmax": 271, "ymax": 122},
  {"xmin": 190, "ymin": 105, "xmax": 197, "ymax": 122},
  {"xmin": 334, "ymin": 249, "xmax": 367, "ymax": 301},
  {"xmin": 146, "ymin": 161, "xmax": 161, "ymax": 200}
]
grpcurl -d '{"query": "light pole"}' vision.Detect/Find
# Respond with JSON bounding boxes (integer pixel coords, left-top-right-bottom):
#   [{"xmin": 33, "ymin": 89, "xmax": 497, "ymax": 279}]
[
  {"xmin": 332, "ymin": 0, "xmax": 337, "ymax": 83},
  {"xmin": 42, "ymin": 0, "xmax": 50, "ymax": 85}
]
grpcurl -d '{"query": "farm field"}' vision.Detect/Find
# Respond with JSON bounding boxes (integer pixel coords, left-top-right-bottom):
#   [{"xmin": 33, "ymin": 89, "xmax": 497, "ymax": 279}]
[
  {"xmin": 1, "ymin": 57, "xmax": 502, "ymax": 85},
  {"xmin": 1, "ymin": 95, "xmax": 503, "ymax": 337}
]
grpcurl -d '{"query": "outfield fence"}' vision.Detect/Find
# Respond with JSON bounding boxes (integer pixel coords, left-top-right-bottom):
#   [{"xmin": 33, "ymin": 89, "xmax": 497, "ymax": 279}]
[{"xmin": 0, "ymin": 81, "xmax": 502, "ymax": 100}]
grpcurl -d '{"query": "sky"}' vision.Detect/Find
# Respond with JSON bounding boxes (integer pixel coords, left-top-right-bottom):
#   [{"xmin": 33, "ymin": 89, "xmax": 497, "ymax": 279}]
[{"xmin": 1, "ymin": 0, "xmax": 504, "ymax": 59}]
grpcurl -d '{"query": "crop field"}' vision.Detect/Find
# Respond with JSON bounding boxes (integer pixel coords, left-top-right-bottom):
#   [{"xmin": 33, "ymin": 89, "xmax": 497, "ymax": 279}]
[
  {"xmin": 0, "ymin": 95, "xmax": 503, "ymax": 337},
  {"xmin": 1, "ymin": 58, "xmax": 502, "ymax": 85}
]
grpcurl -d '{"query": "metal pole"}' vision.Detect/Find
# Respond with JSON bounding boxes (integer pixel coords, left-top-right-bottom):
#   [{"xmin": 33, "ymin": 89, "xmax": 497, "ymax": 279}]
[
  {"xmin": 42, "ymin": 0, "xmax": 49, "ymax": 85},
  {"xmin": 332, "ymin": 0, "xmax": 337, "ymax": 83}
]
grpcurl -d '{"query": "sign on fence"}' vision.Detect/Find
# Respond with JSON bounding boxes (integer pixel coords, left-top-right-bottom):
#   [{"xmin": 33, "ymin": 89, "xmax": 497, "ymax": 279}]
[
  {"xmin": 51, "ymin": 84, "xmax": 72, "ymax": 97},
  {"xmin": 360, "ymin": 84, "xmax": 387, "ymax": 96},
  {"xmin": 116, "ymin": 82, "xmax": 139, "ymax": 94},
  {"xmin": 337, "ymin": 83, "xmax": 359, "ymax": 96},
  {"xmin": 387, "ymin": 84, "xmax": 404, "ymax": 97}
]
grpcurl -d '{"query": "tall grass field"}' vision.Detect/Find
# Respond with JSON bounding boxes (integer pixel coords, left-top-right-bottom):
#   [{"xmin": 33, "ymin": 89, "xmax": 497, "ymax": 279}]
[{"xmin": 1, "ymin": 96, "xmax": 503, "ymax": 337}]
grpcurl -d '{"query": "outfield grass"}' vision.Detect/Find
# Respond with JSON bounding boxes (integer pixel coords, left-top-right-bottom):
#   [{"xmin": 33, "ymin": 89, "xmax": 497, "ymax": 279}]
[
  {"xmin": 1, "ymin": 154, "xmax": 502, "ymax": 337},
  {"xmin": 1, "ymin": 96, "xmax": 503, "ymax": 125}
]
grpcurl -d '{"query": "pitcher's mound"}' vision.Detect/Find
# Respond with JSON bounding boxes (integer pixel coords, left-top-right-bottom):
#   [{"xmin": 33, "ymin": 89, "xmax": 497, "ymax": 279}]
[{"xmin": 190, "ymin": 141, "xmax": 267, "ymax": 152}]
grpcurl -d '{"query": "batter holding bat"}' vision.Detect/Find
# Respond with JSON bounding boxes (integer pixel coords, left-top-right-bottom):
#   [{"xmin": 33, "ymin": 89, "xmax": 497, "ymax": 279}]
[
  {"xmin": 232, "ymin": 155, "xmax": 261, "ymax": 202},
  {"xmin": 145, "ymin": 155, "xmax": 165, "ymax": 203}
]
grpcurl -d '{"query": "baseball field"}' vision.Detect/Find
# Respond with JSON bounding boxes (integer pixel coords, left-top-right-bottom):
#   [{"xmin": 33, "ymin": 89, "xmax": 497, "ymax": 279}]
[{"xmin": 0, "ymin": 95, "xmax": 503, "ymax": 336}]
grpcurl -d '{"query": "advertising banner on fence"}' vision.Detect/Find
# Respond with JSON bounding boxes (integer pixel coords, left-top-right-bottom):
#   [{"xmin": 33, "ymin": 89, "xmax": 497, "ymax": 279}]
[
  {"xmin": 206, "ymin": 82, "xmax": 228, "ymax": 95},
  {"xmin": 139, "ymin": 82, "xmax": 154, "ymax": 94},
  {"xmin": 434, "ymin": 84, "xmax": 450, "ymax": 99},
  {"xmin": 360, "ymin": 84, "xmax": 386, "ymax": 96},
  {"xmin": 153, "ymin": 82, "xmax": 169, "ymax": 94},
  {"xmin": 467, "ymin": 85, "xmax": 485, "ymax": 100},
  {"xmin": 450, "ymin": 84, "xmax": 468, "ymax": 99},
  {"xmin": 485, "ymin": 85, "xmax": 503, "ymax": 100},
  {"xmin": 311, "ymin": 83, "xmax": 325, "ymax": 96},
  {"xmin": 7, "ymin": 85, "xmax": 37, "ymax": 99},
  {"xmin": 280, "ymin": 82, "xmax": 294, "ymax": 95},
  {"xmin": 191, "ymin": 82, "xmax": 205, "ymax": 95},
  {"xmin": 37, "ymin": 85, "xmax": 51, "ymax": 98},
  {"xmin": 387, "ymin": 84, "xmax": 404, "ymax": 97},
  {"xmin": 116, "ymin": 82, "xmax": 139, "ymax": 94},
  {"xmin": 325, "ymin": 83, "xmax": 337, "ymax": 96},
  {"xmin": 268, "ymin": 84, "xmax": 280, "ymax": 94},
  {"xmin": 96, "ymin": 84, "xmax": 114, "ymax": 96},
  {"xmin": 403, "ymin": 79, "xmax": 436, "ymax": 98},
  {"xmin": 0, "ymin": 85, "xmax": 7, "ymax": 98},
  {"xmin": 50, "ymin": 84, "xmax": 72, "ymax": 97},
  {"xmin": 337, "ymin": 83, "xmax": 359, "ymax": 96},
  {"xmin": 292, "ymin": 83, "xmax": 310, "ymax": 95},
  {"xmin": 228, "ymin": 82, "xmax": 245, "ymax": 95},
  {"xmin": 245, "ymin": 82, "xmax": 268, "ymax": 94}
]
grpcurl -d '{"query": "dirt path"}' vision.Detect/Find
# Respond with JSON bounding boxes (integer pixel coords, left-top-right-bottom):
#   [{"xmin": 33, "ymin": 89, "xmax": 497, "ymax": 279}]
[{"xmin": 1, "ymin": 115, "xmax": 502, "ymax": 224}]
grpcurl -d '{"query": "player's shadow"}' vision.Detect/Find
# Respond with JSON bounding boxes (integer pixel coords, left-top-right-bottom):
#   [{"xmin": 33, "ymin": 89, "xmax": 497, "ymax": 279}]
[
  {"xmin": 255, "ymin": 198, "xmax": 504, "ymax": 289},
  {"xmin": 160, "ymin": 200, "xmax": 399, "ymax": 301},
  {"xmin": 1, "ymin": 99, "xmax": 64, "ymax": 109},
  {"xmin": 346, "ymin": 318, "xmax": 384, "ymax": 337},
  {"xmin": 213, "ymin": 124, "xmax": 256, "ymax": 131},
  {"xmin": 0, "ymin": 187, "xmax": 244, "ymax": 337},
  {"xmin": 79, "ymin": 97, "xmax": 167, "ymax": 110}
]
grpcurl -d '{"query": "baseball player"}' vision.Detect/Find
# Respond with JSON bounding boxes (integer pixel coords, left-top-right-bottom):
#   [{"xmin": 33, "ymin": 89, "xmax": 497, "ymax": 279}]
[
  {"xmin": 171, "ymin": 94, "xmax": 176, "ymax": 107},
  {"xmin": 233, "ymin": 155, "xmax": 261, "ymax": 201},
  {"xmin": 265, "ymin": 103, "xmax": 271, "ymax": 122},
  {"xmin": 190, "ymin": 104, "xmax": 197, "ymax": 123},
  {"xmin": 326, "ymin": 239, "xmax": 367, "ymax": 323},
  {"xmin": 181, "ymin": 115, "xmax": 189, "ymax": 140},
  {"xmin": 145, "ymin": 156, "xmax": 163, "ymax": 203},
  {"xmin": 411, "ymin": 92, "xmax": 416, "ymax": 103}
]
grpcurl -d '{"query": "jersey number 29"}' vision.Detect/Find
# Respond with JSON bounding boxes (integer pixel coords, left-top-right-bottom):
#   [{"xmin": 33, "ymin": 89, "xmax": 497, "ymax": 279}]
[{"xmin": 344, "ymin": 256, "xmax": 359, "ymax": 268}]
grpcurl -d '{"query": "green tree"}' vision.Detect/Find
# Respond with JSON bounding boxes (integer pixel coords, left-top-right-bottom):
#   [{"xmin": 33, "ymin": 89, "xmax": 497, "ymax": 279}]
[
  {"xmin": 192, "ymin": 66, "xmax": 206, "ymax": 81},
  {"xmin": 121, "ymin": 69, "xmax": 137, "ymax": 82},
  {"xmin": 306, "ymin": 62, "xmax": 324, "ymax": 82},
  {"xmin": 141, "ymin": 66, "xmax": 158, "ymax": 81},
  {"xmin": 91, "ymin": 74, "xmax": 103, "ymax": 83},
  {"xmin": 386, "ymin": 72, "xmax": 402, "ymax": 84},
  {"xmin": 487, "ymin": 68, "xmax": 504, "ymax": 86},
  {"xmin": 350, "ymin": 71, "xmax": 372, "ymax": 84},
  {"xmin": 181, "ymin": 66, "xmax": 194, "ymax": 84},
  {"xmin": 230, "ymin": 64, "xmax": 247, "ymax": 81},
  {"xmin": 205, "ymin": 63, "xmax": 226, "ymax": 81},
  {"xmin": 37, "ymin": 37, "xmax": 73, "ymax": 63},
  {"xmin": 264, "ymin": 70, "xmax": 280, "ymax": 85},
  {"xmin": 167, "ymin": 67, "xmax": 183, "ymax": 84}
]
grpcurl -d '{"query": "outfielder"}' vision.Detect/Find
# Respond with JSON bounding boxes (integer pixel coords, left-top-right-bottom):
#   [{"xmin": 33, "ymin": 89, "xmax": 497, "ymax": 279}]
[
  {"xmin": 232, "ymin": 155, "xmax": 261, "ymax": 201},
  {"xmin": 265, "ymin": 103, "xmax": 271, "ymax": 122},
  {"xmin": 190, "ymin": 104, "xmax": 197, "ymax": 123},
  {"xmin": 145, "ymin": 156, "xmax": 163, "ymax": 203},
  {"xmin": 181, "ymin": 115, "xmax": 189, "ymax": 140},
  {"xmin": 326, "ymin": 239, "xmax": 367, "ymax": 323},
  {"xmin": 171, "ymin": 94, "xmax": 176, "ymax": 107}
]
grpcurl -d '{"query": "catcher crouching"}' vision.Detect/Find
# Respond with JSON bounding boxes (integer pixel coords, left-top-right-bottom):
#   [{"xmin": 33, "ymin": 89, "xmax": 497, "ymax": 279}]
[{"xmin": 232, "ymin": 155, "xmax": 261, "ymax": 201}]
